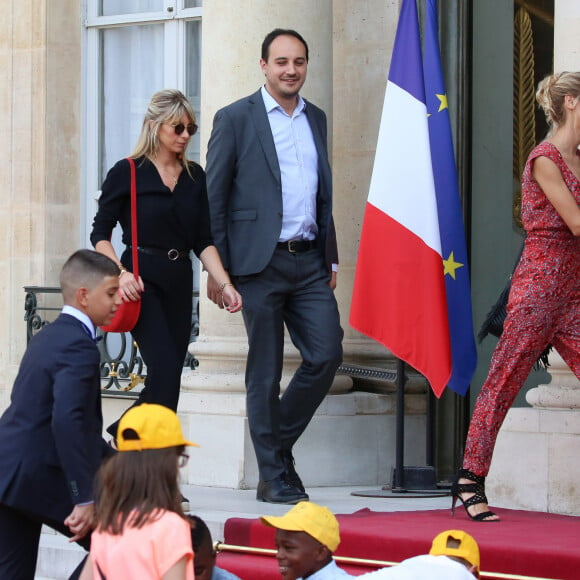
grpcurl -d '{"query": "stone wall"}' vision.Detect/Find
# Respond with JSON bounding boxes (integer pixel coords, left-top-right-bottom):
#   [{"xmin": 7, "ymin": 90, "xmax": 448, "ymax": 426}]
[{"xmin": 0, "ymin": 0, "xmax": 81, "ymax": 406}]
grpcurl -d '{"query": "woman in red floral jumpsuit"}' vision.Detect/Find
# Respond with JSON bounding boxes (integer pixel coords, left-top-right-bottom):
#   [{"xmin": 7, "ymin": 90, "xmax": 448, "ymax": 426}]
[{"xmin": 454, "ymin": 72, "xmax": 580, "ymax": 521}]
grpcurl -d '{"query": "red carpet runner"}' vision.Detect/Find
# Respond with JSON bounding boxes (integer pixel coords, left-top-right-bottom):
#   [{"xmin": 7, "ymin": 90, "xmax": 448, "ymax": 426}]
[{"xmin": 216, "ymin": 508, "xmax": 580, "ymax": 579}]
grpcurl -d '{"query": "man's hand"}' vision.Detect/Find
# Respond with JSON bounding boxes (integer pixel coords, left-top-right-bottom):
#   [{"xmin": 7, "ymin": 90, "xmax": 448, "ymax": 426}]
[
  {"xmin": 329, "ymin": 271, "xmax": 337, "ymax": 290},
  {"xmin": 65, "ymin": 503, "xmax": 95, "ymax": 543}
]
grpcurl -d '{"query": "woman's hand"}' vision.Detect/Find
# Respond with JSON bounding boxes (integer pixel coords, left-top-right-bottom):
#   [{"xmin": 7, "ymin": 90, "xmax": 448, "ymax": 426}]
[
  {"xmin": 201, "ymin": 246, "xmax": 243, "ymax": 311},
  {"xmin": 206, "ymin": 273, "xmax": 223, "ymax": 307},
  {"xmin": 119, "ymin": 270, "xmax": 145, "ymax": 302},
  {"xmin": 94, "ymin": 240, "xmax": 144, "ymax": 301}
]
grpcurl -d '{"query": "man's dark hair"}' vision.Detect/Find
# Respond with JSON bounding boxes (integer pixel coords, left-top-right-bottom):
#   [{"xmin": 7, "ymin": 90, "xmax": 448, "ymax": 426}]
[
  {"xmin": 188, "ymin": 514, "xmax": 212, "ymax": 551},
  {"xmin": 261, "ymin": 28, "xmax": 309, "ymax": 62}
]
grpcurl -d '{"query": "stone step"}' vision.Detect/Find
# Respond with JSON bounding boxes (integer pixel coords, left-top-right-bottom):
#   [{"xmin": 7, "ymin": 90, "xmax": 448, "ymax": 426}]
[
  {"xmin": 35, "ymin": 390, "xmax": 430, "ymax": 577},
  {"xmin": 102, "ymin": 389, "xmax": 427, "ymax": 489},
  {"xmin": 36, "ymin": 527, "xmax": 85, "ymax": 580}
]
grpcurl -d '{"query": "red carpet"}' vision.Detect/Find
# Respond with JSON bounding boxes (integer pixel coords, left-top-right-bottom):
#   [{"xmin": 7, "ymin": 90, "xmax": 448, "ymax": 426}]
[{"xmin": 216, "ymin": 507, "xmax": 580, "ymax": 579}]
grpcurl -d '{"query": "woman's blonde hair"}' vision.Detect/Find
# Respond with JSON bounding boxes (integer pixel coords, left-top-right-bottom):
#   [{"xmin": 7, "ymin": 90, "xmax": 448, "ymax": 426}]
[
  {"xmin": 536, "ymin": 71, "xmax": 580, "ymax": 134},
  {"xmin": 131, "ymin": 89, "xmax": 197, "ymax": 170}
]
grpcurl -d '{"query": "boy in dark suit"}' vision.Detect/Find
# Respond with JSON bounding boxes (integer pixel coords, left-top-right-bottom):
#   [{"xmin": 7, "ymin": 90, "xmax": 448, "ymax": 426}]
[{"xmin": 0, "ymin": 249, "xmax": 121, "ymax": 580}]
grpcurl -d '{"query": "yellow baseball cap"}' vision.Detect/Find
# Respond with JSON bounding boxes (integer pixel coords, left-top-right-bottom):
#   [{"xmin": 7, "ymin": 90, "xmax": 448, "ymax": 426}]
[
  {"xmin": 429, "ymin": 529, "xmax": 480, "ymax": 572},
  {"xmin": 260, "ymin": 501, "xmax": 340, "ymax": 552},
  {"xmin": 117, "ymin": 403, "xmax": 199, "ymax": 451}
]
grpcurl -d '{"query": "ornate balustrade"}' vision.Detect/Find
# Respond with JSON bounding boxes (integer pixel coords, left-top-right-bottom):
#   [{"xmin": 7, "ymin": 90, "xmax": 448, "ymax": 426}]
[{"xmin": 24, "ymin": 286, "xmax": 199, "ymax": 396}]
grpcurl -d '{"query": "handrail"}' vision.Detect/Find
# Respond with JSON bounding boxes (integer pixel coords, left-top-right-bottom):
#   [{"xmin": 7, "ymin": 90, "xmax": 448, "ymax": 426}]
[
  {"xmin": 213, "ymin": 542, "xmax": 562, "ymax": 580},
  {"xmin": 214, "ymin": 542, "xmax": 397, "ymax": 568}
]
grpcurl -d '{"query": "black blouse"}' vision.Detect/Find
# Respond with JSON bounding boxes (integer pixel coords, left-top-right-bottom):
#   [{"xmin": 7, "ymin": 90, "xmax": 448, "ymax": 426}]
[{"xmin": 90, "ymin": 156, "xmax": 213, "ymax": 258}]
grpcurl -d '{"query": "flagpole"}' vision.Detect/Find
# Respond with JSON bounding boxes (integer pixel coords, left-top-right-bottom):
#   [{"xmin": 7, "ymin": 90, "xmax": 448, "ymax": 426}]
[
  {"xmin": 349, "ymin": 0, "xmax": 474, "ymax": 497},
  {"xmin": 393, "ymin": 358, "xmax": 405, "ymax": 491},
  {"xmin": 426, "ymin": 387, "xmax": 435, "ymax": 467},
  {"xmin": 351, "ymin": 357, "xmax": 448, "ymax": 499}
]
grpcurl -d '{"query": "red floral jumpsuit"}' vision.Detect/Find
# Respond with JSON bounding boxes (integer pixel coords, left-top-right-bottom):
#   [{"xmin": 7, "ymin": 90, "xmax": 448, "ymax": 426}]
[{"xmin": 463, "ymin": 141, "xmax": 580, "ymax": 476}]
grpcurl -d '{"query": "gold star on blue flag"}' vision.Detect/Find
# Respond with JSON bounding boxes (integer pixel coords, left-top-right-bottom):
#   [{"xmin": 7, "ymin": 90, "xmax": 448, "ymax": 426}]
[
  {"xmin": 436, "ymin": 93, "xmax": 448, "ymax": 112},
  {"xmin": 443, "ymin": 251, "xmax": 464, "ymax": 279}
]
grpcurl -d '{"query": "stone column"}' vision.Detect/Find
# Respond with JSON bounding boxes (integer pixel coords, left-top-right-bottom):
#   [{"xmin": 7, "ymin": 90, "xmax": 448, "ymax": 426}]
[
  {"xmin": 526, "ymin": 352, "xmax": 580, "ymax": 409},
  {"xmin": 331, "ymin": 0, "xmax": 403, "ymax": 372},
  {"xmin": 182, "ymin": 0, "xmax": 345, "ymax": 488},
  {"xmin": 186, "ymin": 0, "xmax": 406, "ymax": 396},
  {"xmin": 181, "ymin": 1, "xmax": 425, "ymax": 489},
  {"xmin": 0, "ymin": 0, "xmax": 82, "ymax": 408},
  {"xmin": 488, "ymin": 348, "xmax": 580, "ymax": 515},
  {"xmin": 185, "ymin": 0, "xmax": 345, "ymax": 395}
]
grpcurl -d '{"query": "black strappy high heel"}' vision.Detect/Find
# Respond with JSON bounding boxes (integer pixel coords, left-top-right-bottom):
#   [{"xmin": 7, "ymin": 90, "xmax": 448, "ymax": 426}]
[{"xmin": 451, "ymin": 468, "xmax": 499, "ymax": 522}]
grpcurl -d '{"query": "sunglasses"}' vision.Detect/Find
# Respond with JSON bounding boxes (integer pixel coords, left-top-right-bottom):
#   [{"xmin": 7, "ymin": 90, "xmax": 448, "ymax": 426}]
[{"xmin": 171, "ymin": 122, "xmax": 198, "ymax": 136}]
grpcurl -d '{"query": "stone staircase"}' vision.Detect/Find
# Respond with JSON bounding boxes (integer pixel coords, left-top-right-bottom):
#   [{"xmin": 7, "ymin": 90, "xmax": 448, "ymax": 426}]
[
  {"xmin": 36, "ymin": 483, "xmax": 451, "ymax": 579},
  {"xmin": 36, "ymin": 386, "xmax": 430, "ymax": 578}
]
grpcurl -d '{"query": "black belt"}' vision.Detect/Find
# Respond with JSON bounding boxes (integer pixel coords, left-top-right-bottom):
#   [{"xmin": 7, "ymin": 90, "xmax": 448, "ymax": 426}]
[
  {"xmin": 129, "ymin": 246, "xmax": 189, "ymax": 261},
  {"xmin": 277, "ymin": 240, "xmax": 316, "ymax": 253}
]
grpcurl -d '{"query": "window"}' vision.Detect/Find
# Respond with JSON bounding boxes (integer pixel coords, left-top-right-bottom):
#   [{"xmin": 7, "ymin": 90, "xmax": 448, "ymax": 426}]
[{"xmin": 83, "ymin": 0, "xmax": 202, "ymax": 240}]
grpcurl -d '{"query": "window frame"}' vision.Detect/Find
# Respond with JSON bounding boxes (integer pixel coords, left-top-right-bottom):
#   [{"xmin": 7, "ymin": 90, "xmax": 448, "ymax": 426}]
[{"xmin": 81, "ymin": 0, "xmax": 202, "ymax": 245}]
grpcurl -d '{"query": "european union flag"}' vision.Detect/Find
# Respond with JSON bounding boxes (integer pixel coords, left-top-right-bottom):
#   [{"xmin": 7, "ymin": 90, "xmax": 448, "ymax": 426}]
[{"xmin": 423, "ymin": 0, "xmax": 477, "ymax": 395}]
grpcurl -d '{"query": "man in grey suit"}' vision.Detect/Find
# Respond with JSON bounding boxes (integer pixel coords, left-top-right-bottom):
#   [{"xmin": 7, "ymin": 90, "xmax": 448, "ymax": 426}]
[{"xmin": 206, "ymin": 28, "xmax": 343, "ymax": 504}]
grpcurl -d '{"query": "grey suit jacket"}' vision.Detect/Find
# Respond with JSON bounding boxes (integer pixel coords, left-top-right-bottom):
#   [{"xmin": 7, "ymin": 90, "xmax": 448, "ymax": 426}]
[{"xmin": 206, "ymin": 89, "xmax": 338, "ymax": 276}]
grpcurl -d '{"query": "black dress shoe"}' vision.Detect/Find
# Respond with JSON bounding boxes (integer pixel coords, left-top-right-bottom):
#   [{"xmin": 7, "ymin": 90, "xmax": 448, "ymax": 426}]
[
  {"xmin": 281, "ymin": 449, "xmax": 305, "ymax": 492},
  {"xmin": 256, "ymin": 476, "xmax": 309, "ymax": 504}
]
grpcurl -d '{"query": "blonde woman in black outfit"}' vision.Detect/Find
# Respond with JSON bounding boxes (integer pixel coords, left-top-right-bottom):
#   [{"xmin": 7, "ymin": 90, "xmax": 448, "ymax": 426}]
[{"xmin": 91, "ymin": 89, "xmax": 241, "ymax": 435}]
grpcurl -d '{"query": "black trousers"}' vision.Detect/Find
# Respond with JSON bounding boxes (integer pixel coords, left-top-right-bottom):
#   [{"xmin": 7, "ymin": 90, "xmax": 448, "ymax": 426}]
[
  {"xmin": 107, "ymin": 251, "xmax": 193, "ymax": 439},
  {"xmin": 126, "ymin": 251, "xmax": 193, "ymax": 412},
  {"xmin": 0, "ymin": 503, "xmax": 89, "ymax": 580},
  {"xmin": 235, "ymin": 247, "xmax": 343, "ymax": 481}
]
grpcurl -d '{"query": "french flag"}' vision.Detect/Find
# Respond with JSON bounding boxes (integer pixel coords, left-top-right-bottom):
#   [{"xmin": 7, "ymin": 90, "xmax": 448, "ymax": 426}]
[{"xmin": 349, "ymin": 0, "xmax": 452, "ymax": 397}]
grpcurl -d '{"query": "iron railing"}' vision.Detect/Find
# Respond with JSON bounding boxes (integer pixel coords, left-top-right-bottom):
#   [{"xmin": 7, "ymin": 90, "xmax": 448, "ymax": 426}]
[{"xmin": 24, "ymin": 286, "xmax": 199, "ymax": 396}]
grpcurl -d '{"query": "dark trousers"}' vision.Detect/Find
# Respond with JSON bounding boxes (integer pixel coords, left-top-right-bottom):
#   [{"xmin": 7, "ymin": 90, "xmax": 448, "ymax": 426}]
[
  {"xmin": 107, "ymin": 252, "xmax": 193, "ymax": 439},
  {"xmin": 0, "ymin": 503, "xmax": 90, "ymax": 580},
  {"xmin": 235, "ymin": 247, "xmax": 343, "ymax": 481},
  {"xmin": 128, "ymin": 252, "xmax": 193, "ymax": 412}
]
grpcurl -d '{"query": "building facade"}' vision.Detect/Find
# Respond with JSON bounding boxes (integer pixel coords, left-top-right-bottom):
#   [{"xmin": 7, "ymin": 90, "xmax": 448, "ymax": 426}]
[{"xmin": 1, "ymin": 1, "xmax": 578, "ymax": 493}]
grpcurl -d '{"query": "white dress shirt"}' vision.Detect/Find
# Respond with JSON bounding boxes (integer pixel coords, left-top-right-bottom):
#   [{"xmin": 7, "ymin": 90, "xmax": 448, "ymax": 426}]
[
  {"xmin": 261, "ymin": 85, "xmax": 319, "ymax": 243},
  {"xmin": 62, "ymin": 305, "xmax": 97, "ymax": 340}
]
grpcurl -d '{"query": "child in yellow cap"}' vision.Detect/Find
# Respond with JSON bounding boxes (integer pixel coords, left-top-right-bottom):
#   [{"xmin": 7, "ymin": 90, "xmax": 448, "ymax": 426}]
[
  {"xmin": 79, "ymin": 404, "xmax": 199, "ymax": 580},
  {"xmin": 261, "ymin": 501, "xmax": 352, "ymax": 579},
  {"xmin": 358, "ymin": 529, "xmax": 480, "ymax": 579}
]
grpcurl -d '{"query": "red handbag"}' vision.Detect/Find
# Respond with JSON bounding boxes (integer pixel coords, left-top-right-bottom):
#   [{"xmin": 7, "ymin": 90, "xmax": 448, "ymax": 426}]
[{"xmin": 100, "ymin": 158, "xmax": 142, "ymax": 333}]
